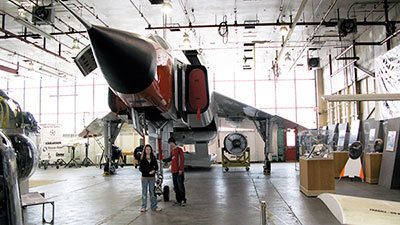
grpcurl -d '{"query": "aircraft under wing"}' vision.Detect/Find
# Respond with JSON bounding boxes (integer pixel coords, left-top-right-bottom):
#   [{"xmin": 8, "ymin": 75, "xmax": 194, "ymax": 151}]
[
  {"xmin": 211, "ymin": 92, "xmax": 307, "ymax": 131},
  {"xmin": 78, "ymin": 112, "xmax": 125, "ymax": 138}
]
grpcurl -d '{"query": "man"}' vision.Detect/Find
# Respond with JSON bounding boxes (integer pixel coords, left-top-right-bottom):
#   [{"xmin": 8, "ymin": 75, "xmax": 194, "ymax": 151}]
[{"xmin": 163, "ymin": 137, "xmax": 186, "ymax": 206}]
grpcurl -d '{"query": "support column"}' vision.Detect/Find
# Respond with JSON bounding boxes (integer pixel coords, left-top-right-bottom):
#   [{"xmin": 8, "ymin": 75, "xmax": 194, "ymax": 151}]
[{"xmin": 316, "ymin": 68, "xmax": 327, "ymax": 127}]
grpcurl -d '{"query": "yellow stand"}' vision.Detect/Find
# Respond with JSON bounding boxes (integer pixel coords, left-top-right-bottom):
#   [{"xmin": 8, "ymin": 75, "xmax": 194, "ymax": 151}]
[{"xmin": 221, "ymin": 147, "xmax": 250, "ymax": 172}]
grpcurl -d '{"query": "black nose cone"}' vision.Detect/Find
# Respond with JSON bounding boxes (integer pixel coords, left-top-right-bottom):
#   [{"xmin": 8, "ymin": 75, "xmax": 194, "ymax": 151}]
[{"xmin": 88, "ymin": 25, "xmax": 157, "ymax": 94}]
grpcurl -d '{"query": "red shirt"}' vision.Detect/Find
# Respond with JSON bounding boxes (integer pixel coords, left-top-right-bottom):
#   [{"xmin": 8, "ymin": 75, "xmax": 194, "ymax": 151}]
[{"xmin": 170, "ymin": 147, "xmax": 184, "ymax": 173}]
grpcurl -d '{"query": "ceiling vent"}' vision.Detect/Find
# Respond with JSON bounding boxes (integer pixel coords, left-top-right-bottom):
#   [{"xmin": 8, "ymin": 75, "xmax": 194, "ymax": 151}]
[
  {"xmin": 308, "ymin": 57, "xmax": 320, "ymax": 69},
  {"xmin": 149, "ymin": 0, "xmax": 163, "ymax": 4},
  {"xmin": 32, "ymin": 4, "xmax": 55, "ymax": 25},
  {"xmin": 338, "ymin": 19, "xmax": 357, "ymax": 37}
]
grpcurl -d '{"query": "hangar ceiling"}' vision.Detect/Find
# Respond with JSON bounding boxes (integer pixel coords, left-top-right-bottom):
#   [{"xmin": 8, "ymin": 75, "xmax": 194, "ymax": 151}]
[{"xmin": 0, "ymin": 0, "xmax": 398, "ymax": 80}]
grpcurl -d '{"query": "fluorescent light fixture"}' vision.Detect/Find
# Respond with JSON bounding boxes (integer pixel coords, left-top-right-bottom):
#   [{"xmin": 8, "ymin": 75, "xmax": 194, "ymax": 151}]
[
  {"xmin": 72, "ymin": 38, "xmax": 80, "ymax": 50},
  {"xmin": 14, "ymin": 17, "xmax": 54, "ymax": 40},
  {"xmin": 28, "ymin": 61, "xmax": 34, "ymax": 71},
  {"xmin": 280, "ymin": 26, "xmax": 288, "ymax": 36},
  {"xmin": 284, "ymin": 52, "xmax": 291, "ymax": 62},
  {"xmin": 39, "ymin": 66, "xmax": 66, "ymax": 78},
  {"xmin": 162, "ymin": 1, "xmax": 172, "ymax": 14},
  {"xmin": 183, "ymin": 33, "xmax": 190, "ymax": 45},
  {"xmin": 17, "ymin": 7, "xmax": 26, "ymax": 19}
]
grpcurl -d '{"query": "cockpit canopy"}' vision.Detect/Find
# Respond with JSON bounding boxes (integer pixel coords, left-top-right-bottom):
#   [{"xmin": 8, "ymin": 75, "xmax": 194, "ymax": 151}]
[{"xmin": 147, "ymin": 34, "xmax": 171, "ymax": 52}]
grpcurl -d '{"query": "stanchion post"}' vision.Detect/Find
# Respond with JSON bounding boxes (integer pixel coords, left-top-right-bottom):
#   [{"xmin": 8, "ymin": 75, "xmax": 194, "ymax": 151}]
[{"xmin": 261, "ymin": 201, "xmax": 266, "ymax": 225}]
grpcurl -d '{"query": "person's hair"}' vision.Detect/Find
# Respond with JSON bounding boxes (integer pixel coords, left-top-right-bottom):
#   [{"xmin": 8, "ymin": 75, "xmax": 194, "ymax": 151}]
[
  {"xmin": 141, "ymin": 144, "xmax": 156, "ymax": 161},
  {"xmin": 168, "ymin": 137, "xmax": 176, "ymax": 144}
]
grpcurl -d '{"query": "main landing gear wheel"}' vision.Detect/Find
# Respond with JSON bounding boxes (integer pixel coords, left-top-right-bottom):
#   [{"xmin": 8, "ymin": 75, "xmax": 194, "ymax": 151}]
[
  {"xmin": 224, "ymin": 167, "xmax": 229, "ymax": 172},
  {"xmin": 163, "ymin": 185, "xmax": 170, "ymax": 202},
  {"xmin": 246, "ymin": 167, "xmax": 250, "ymax": 171}
]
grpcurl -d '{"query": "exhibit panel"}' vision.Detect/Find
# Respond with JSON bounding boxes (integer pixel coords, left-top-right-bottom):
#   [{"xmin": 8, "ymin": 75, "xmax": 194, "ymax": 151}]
[
  {"xmin": 336, "ymin": 123, "xmax": 350, "ymax": 151},
  {"xmin": 379, "ymin": 118, "xmax": 400, "ymax": 189}
]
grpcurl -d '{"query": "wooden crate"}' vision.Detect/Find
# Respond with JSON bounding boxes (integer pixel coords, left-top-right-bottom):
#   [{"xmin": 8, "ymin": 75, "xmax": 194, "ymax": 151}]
[
  {"xmin": 333, "ymin": 151, "xmax": 349, "ymax": 178},
  {"xmin": 365, "ymin": 152, "xmax": 383, "ymax": 184},
  {"xmin": 300, "ymin": 157, "xmax": 335, "ymax": 197}
]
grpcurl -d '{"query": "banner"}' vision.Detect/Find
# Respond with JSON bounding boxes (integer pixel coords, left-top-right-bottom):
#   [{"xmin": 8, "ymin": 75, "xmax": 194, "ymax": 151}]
[
  {"xmin": 375, "ymin": 45, "xmax": 400, "ymax": 119},
  {"xmin": 39, "ymin": 124, "xmax": 64, "ymax": 161}
]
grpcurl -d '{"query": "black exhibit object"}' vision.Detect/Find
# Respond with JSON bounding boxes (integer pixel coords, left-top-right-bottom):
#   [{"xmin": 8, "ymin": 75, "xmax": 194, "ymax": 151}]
[
  {"xmin": 134, "ymin": 145, "xmax": 144, "ymax": 161},
  {"xmin": 308, "ymin": 57, "xmax": 320, "ymax": 68},
  {"xmin": 163, "ymin": 185, "xmax": 170, "ymax": 202},
  {"xmin": 32, "ymin": 5, "xmax": 55, "ymax": 25},
  {"xmin": 0, "ymin": 132, "xmax": 23, "ymax": 225},
  {"xmin": 374, "ymin": 139, "xmax": 384, "ymax": 152},
  {"xmin": 223, "ymin": 132, "xmax": 248, "ymax": 155},
  {"xmin": 338, "ymin": 19, "xmax": 357, "ymax": 37},
  {"xmin": 111, "ymin": 144, "xmax": 122, "ymax": 161},
  {"xmin": 349, "ymin": 141, "xmax": 363, "ymax": 160},
  {"xmin": 86, "ymin": 25, "xmax": 157, "ymax": 94},
  {"xmin": 8, "ymin": 134, "xmax": 38, "ymax": 179}
]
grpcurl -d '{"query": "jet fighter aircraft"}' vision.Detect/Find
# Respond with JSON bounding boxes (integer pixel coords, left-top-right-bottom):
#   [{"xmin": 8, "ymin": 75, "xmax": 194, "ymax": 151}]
[{"xmin": 58, "ymin": 1, "xmax": 306, "ymax": 177}]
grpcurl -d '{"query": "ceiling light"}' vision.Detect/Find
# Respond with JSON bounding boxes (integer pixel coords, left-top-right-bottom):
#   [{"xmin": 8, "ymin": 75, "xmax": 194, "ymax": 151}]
[
  {"xmin": 183, "ymin": 33, "xmax": 190, "ymax": 45},
  {"xmin": 284, "ymin": 52, "xmax": 291, "ymax": 62},
  {"xmin": 28, "ymin": 61, "xmax": 34, "ymax": 71},
  {"xmin": 17, "ymin": 7, "xmax": 26, "ymax": 19},
  {"xmin": 280, "ymin": 26, "xmax": 288, "ymax": 36},
  {"xmin": 162, "ymin": 1, "xmax": 173, "ymax": 14},
  {"xmin": 14, "ymin": 17, "xmax": 54, "ymax": 40},
  {"xmin": 72, "ymin": 38, "xmax": 80, "ymax": 50}
]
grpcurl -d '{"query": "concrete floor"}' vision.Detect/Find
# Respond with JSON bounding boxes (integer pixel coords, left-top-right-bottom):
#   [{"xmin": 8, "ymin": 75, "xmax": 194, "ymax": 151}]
[{"xmin": 24, "ymin": 163, "xmax": 400, "ymax": 225}]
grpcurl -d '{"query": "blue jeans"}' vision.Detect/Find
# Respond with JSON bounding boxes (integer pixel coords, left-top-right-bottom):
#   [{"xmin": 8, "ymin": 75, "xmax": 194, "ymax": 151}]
[{"xmin": 141, "ymin": 179, "xmax": 157, "ymax": 210}]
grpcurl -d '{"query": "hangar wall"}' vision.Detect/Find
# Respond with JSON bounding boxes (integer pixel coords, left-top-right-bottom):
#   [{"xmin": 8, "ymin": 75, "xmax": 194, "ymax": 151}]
[
  {"xmin": 207, "ymin": 130, "xmax": 265, "ymax": 163},
  {"xmin": 320, "ymin": 3, "xmax": 400, "ymax": 126}
]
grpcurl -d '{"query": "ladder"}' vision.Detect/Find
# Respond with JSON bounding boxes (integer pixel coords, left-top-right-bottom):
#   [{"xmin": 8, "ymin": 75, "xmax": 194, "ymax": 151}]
[{"xmin": 95, "ymin": 137, "xmax": 105, "ymax": 168}]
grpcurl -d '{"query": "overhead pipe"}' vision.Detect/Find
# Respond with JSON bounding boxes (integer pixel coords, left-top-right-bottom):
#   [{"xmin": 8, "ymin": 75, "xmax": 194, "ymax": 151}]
[
  {"xmin": 0, "ymin": 26, "xmax": 70, "ymax": 62},
  {"xmin": 55, "ymin": 16, "xmax": 88, "ymax": 41},
  {"xmin": 146, "ymin": 20, "xmax": 399, "ymax": 30},
  {"xmin": 335, "ymin": 29, "xmax": 400, "ymax": 61},
  {"xmin": 354, "ymin": 64, "xmax": 375, "ymax": 79},
  {"xmin": 25, "ymin": 0, "xmax": 88, "ymax": 44},
  {"xmin": 272, "ymin": 0, "xmax": 308, "ymax": 69},
  {"xmin": 75, "ymin": 0, "xmax": 109, "ymax": 27},
  {"xmin": 127, "ymin": 0, "xmax": 151, "ymax": 27},
  {"xmin": 5, "ymin": 2, "xmax": 73, "ymax": 50},
  {"xmin": 0, "ymin": 46, "xmax": 75, "ymax": 77},
  {"xmin": 330, "ymin": 59, "xmax": 358, "ymax": 77},
  {"xmin": 288, "ymin": 0, "xmax": 338, "ymax": 71},
  {"xmin": 0, "ymin": 30, "xmax": 86, "ymax": 39},
  {"xmin": 384, "ymin": 0, "xmax": 391, "ymax": 49},
  {"xmin": 0, "ymin": 58, "xmax": 52, "ymax": 79}
]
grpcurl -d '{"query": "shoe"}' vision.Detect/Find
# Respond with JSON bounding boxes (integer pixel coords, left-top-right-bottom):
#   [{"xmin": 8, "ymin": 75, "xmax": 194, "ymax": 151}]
[
  {"xmin": 140, "ymin": 208, "xmax": 146, "ymax": 212},
  {"xmin": 153, "ymin": 207, "xmax": 162, "ymax": 212},
  {"xmin": 173, "ymin": 201, "xmax": 181, "ymax": 206},
  {"xmin": 181, "ymin": 202, "xmax": 186, "ymax": 207}
]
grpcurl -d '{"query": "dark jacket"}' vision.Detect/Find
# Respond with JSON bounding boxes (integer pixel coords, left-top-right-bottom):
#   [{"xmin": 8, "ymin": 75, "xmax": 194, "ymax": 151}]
[{"xmin": 139, "ymin": 157, "xmax": 158, "ymax": 178}]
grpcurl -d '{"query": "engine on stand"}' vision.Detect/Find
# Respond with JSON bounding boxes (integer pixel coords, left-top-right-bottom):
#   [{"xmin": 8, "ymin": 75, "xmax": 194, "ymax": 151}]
[
  {"xmin": 0, "ymin": 90, "xmax": 39, "ymax": 225},
  {"xmin": 221, "ymin": 132, "xmax": 251, "ymax": 172}
]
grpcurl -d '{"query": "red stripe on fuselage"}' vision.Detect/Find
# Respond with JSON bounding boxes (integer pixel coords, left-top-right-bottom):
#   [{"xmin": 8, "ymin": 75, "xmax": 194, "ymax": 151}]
[{"xmin": 116, "ymin": 41, "xmax": 173, "ymax": 113}]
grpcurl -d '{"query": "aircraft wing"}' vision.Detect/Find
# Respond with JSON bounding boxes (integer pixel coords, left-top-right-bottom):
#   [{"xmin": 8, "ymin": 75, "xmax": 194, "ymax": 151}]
[
  {"xmin": 211, "ymin": 91, "xmax": 307, "ymax": 131},
  {"xmin": 78, "ymin": 112, "xmax": 124, "ymax": 138}
]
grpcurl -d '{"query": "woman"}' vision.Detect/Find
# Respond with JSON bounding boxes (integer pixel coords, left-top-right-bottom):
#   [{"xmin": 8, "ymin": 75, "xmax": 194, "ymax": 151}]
[{"xmin": 139, "ymin": 144, "xmax": 161, "ymax": 212}]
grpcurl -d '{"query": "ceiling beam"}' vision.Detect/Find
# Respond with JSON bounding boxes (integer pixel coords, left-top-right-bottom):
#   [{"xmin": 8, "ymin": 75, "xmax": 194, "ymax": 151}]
[
  {"xmin": 145, "ymin": 21, "xmax": 400, "ymax": 30},
  {"xmin": 273, "ymin": 0, "xmax": 308, "ymax": 69}
]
